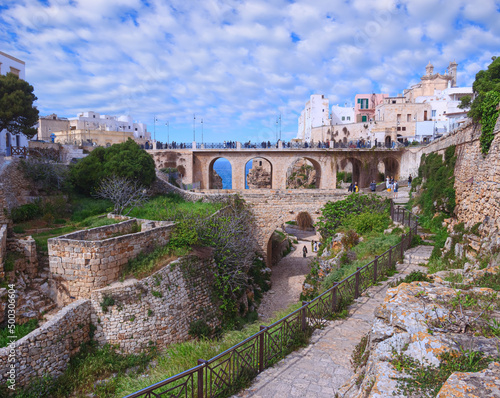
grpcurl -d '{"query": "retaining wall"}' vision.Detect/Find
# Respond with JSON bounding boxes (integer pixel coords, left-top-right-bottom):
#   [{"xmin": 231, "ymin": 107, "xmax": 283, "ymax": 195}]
[
  {"xmin": 0, "ymin": 299, "xmax": 91, "ymax": 388},
  {"xmin": 91, "ymin": 254, "xmax": 220, "ymax": 353},
  {"xmin": 48, "ymin": 219, "xmax": 174, "ymax": 303}
]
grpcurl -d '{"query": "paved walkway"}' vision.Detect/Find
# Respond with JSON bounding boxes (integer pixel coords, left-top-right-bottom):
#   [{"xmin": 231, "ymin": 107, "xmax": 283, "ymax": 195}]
[{"xmin": 234, "ymin": 246, "xmax": 432, "ymax": 398}]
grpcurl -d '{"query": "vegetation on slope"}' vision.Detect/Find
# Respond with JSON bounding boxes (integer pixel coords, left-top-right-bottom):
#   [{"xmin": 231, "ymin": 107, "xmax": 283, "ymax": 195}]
[{"xmin": 464, "ymin": 55, "xmax": 500, "ymax": 154}]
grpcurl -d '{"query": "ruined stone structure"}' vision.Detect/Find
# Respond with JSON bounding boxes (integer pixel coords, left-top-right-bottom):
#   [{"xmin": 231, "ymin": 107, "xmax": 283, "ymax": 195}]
[
  {"xmin": 91, "ymin": 254, "xmax": 220, "ymax": 354},
  {"xmin": 247, "ymin": 158, "xmax": 272, "ymax": 189},
  {"xmin": 48, "ymin": 218, "xmax": 174, "ymax": 303},
  {"xmin": 0, "ymin": 299, "xmax": 91, "ymax": 388},
  {"xmin": 150, "ymin": 147, "xmax": 404, "ymax": 189}
]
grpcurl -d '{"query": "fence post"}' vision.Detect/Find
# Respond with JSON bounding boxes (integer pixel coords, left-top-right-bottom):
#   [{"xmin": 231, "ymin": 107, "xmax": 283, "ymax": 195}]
[
  {"xmin": 373, "ymin": 257, "xmax": 378, "ymax": 283},
  {"xmin": 301, "ymin": 301, "xmax": 308, "ymax": 332},
  {"xmin": 390, "ymin": 201, "xmax": 394, "ymax": 220},
  {"xmin": 402, "ymin": 208, "xmax": 405, "ymax": 225},
  {"xmin": 332, "ymin": 283, "xmax": 338, "ymax": 312},
  {"xmin": 389, "ymin": 247, "xmax": 392, "ymax": 268},
  {"xmin": 197, "ymin": 359, "xmax": 205, "ymax": 398},
  {"xmin": 259, "ymin": 326, "xmax": 265, "ymax": 372},
  {"xmin": 401, "ymin": 235, "xmax": 405, "ymax": 259},
  {"xmin": 355, "ymin": 268, "xmax": 360, "ymax": 299}
]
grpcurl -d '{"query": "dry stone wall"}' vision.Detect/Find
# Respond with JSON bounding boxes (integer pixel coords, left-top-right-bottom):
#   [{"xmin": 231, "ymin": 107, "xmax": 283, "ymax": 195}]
[
  {"xmin": 453, "ymin": 120, "xmax": 500, "ymax": 243},
  {"xmin": 0, "ymin": 299, "xmax": 91, "ymax": 388},
  {"xmin": 6, "ymin": 237, "xmax": 38, "ymax": 278},
  {"xmin": 48, "ymin": 219, "xmax": 174, "ymax": 303},
  {"xmin": 90, "ymin": 254, "xmax": 220, "ymax": 354}
]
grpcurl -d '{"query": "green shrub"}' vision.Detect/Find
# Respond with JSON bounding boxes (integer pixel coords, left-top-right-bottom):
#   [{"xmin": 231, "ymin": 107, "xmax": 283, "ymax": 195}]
[
  {"xmin": 188, "ymin": 319, "xmax": 213, "ymax": 339},
  {"xmin": 10, "ymin": 202, "xmax": 42, "ymax": 223},
  {"xmin": 343, "ymin": 212, "xmax": 390, "ymax": 235},
  {"xmin": 100, "ymin": 295, "xmax": 115, "ymax": 313},
  {"xmin": 341, "ymin": 229, "xmax": 359, "ymax": 249},
  {"xmin": 70, "ymin": 139, "xmax": 156, "ymax": 195},
  {"xmin": 317, "ymin": 194, "xmax": 389, "ymax": 238}
]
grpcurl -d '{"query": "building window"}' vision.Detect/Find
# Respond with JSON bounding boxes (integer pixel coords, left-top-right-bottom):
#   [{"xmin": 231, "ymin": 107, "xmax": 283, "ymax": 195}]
[
  {"xmin": 432, "ymin": 110, "xmax": 436, "ymax": 118},
  {"xmin": 407, "ymin": 114, "xmax": 411, "ymax": 122},
  {"xmin": 357, "ymin": 98, "xmax": 369, "ymax": 109},
  {"xmin": 397, "ymin": 114, "xmax": 401, "ymax": 122},
  {"xmin": 347, "ymin": 116, "xmax": 350, "ymax": 121},
  {"xmin": 9, "ymin": 67, "xmax": 20, "ymax": 76},
  {"xmin": 342, "ymin": 116, "xmax": 345, "ymax": 121},
  {"xmin": 392, "ymin": 100, "xmax": 396, "ymax": 104},
  {"xmin": 402, "ymin": 127, "xmax": 406, "ymax": 131},
  {"xmin": 135, "ymin": 128, "xmax": 138, "ymax": 131},
  {"xmin": 93, "ymin": 115, "xmax": 95, "ymax": 118},
  {"xmin": 397, "ymin": 127, "xmax": 401, "ymax": 131},
  {"xmin": 362, "ymin": 115, "xmax": 367, "ymax": 122}
]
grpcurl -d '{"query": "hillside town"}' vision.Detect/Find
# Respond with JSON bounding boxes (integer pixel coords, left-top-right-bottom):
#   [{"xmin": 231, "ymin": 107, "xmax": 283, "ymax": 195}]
[{"xmin": 1, "ymin": 3, "xmax": 500, "ymax": 397}]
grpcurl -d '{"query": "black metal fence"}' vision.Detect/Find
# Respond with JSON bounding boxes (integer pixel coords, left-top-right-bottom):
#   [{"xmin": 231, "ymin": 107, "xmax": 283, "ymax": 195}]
[{"xmin": 124, "ymin": 203, "xmax": 417, "ymax": 398}]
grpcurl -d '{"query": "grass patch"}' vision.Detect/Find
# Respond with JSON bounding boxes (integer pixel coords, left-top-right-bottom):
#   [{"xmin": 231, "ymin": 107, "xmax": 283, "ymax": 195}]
[
  {"xmin": 0, "ymin": 319, "xmax": 39, "ymax": 348},
  {"xmin": 128, "ymin": 193, "xmax": 223, "ymax": 221},
  {"xmin": 3, "ymin": 251, "xmax": 24, "ymax": 272},
  {"xmin": 121, "ymin": 245, "xmax": 179, "ymax": 280},
  {"xmin": 391, "ymin": 349, "xmax": 497, "ymax": 398},
  {"xmin": 31, "ymin": 216, "xmax": 120, "ymax": 252}
]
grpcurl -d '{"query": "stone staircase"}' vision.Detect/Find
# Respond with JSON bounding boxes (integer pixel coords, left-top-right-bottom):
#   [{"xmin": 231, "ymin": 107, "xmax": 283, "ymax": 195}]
[{"xmin": 402, "ymin": 245, "xmax": 433, "ymax": 266}]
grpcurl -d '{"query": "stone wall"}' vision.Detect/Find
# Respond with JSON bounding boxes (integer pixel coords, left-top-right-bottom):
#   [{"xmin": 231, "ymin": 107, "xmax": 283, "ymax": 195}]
[
  {"xmin": 0, "ymin": 159, "xmax": 33, "ymax": 219},
  {"xmin": 0, "ymin": 299, "xmax": 91, "ymax": 388},
  {"xmin": 90, "ymin": 254, "xmax": 220, "ymax": 353},
  {"xmin": 6, "ymin": 236, "xmax": 38, "ymax": 278},
  {"xmin": 48, "ymin": 219, "xmax": 174, "ymax": 303},
  {"xmin": 453, "ymin": 117, "xmax": 500, "ymax": 242}
]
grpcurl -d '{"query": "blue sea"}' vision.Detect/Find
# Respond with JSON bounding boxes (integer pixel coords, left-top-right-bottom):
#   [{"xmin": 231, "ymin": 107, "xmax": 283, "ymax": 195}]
[{"xmin": 213, "ymin": 158, "xmax": 252, "ymax": 189}]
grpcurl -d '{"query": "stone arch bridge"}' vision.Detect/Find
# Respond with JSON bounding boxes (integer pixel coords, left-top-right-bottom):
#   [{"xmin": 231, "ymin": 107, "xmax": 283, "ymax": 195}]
[{"xmin": 150, "ymin": 147, "xmax": 404, "ymax": 189}]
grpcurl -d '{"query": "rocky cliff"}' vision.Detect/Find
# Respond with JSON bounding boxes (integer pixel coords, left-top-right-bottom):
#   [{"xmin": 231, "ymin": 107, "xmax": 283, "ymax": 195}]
[{"xmin": 286, "ymin": 159, "xmax": 316, "ymax": 189}]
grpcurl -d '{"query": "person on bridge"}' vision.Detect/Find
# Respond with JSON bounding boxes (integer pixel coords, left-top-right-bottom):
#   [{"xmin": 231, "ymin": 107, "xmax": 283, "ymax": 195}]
[{"xmin": 302, "ymin": 245, "xmax": 308, "ymax": 258}]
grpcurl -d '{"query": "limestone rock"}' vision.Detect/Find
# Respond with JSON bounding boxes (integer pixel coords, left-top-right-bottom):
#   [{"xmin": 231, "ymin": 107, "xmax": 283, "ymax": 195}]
[{"xmin": 437, "ymin": 362, "xmax": 500, "ymax": 398}]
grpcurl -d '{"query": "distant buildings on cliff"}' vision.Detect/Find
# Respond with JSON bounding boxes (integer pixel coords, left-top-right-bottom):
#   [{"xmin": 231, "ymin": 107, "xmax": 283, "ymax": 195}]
[
  {"xmin": 298, "ymin": 61, "xmax": 472, "ymax": 145},
  {"xmin": 37, "ymin": 111, "xmax": 151, "ymax": 148}
]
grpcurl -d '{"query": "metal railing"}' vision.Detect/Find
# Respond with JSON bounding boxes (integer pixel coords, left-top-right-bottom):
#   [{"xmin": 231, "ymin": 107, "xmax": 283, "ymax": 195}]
[{"xmin": 124, "ymin": 203, "xmax": 417, "ymax": 398}]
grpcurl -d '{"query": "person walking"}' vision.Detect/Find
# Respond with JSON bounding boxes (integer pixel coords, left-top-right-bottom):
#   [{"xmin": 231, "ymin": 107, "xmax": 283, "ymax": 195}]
[
  {"xmin": 302, "ymin": 245, "xmax": 308, "ymax": 258},
  {"xmin": 393, "ymin": 180, "xmax": 399, "ymax": 199},
  {"xmin": 386, "ymin": 176, "xmax": 390, "ymax": 189},
  {"xmin": 348, "ymin": 182, "xmax": 354, "ymax": 193},
  {"xmin": 370, "ymin": 180, "xmax": 377, "ymax": 191},
  {"xmin": 354, "ymin": 182, "xmax": 359, "ymax": 193},
  {"xmin": 408, "ymin": 174, "xmax": 412, "ymax": 188}
]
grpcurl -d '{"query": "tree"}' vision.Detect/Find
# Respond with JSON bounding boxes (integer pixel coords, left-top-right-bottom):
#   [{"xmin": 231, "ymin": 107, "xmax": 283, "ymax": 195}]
[
  {"xmin": 94, "ymin": 175, "xmax": 149, "ymax": 215},
  {"xmin": 70, "ymin": 138, "xmax": 156, "ymax": 194},
  {"xmin": 468, "ymin": 56, "xmax": 500, "ymax": 154},
  {"xmin": 0, "ymin": 72, "xmax": 39, "ymax": 139}
]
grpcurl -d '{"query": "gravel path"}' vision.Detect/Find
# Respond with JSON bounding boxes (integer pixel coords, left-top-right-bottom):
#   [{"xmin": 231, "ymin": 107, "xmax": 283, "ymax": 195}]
[{"xmin": 257, "ymin": 227, "xmax": 321, "ymax": 322}]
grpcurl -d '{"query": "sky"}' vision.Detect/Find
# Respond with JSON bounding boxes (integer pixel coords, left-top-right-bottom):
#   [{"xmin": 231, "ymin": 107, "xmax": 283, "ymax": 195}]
[{"xmin": 1, "ymin": 0, "xmax": 500, "ymax": 144}]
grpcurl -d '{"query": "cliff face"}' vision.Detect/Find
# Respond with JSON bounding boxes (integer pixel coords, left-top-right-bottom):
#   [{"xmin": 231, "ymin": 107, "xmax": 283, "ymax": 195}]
[
  {"xmin": 247, "ymin": 158, "xmax": 271, "ymax": 189},
  {"xmin": 210, "ymin": 170, "xmax": 223, "ymax": 189},
  {"xmin": 286, "ymin": 159, "xmax": 316, "ymax": 189}
]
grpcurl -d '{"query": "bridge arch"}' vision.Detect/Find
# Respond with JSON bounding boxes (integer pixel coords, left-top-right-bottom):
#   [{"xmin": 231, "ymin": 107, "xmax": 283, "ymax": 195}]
[
  {"xmin": 340, "ymin": 157, "xmax": 366, "ymax": 187},
  {"xmin": 209, "ymin": 157, "xmax": 233, "ymax": 189},
  {"xmin": 244, "ymin": 156, "xmax": 273, "ymax": 189},
  {"xmin": 286, "ymin": 156, "xmax": 322, "ymax": 189}
]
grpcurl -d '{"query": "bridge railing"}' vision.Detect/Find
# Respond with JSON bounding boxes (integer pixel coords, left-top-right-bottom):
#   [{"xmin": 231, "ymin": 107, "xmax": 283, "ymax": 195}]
[{"xmin": 124, "ymin": 203, "xmax": 417, "ymax": 398}]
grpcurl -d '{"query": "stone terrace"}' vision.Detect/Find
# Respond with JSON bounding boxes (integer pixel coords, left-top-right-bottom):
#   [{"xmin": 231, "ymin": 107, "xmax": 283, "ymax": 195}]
[{"xmin": 48, "ymin": 218, "xmax": 174, "ymax": 303}]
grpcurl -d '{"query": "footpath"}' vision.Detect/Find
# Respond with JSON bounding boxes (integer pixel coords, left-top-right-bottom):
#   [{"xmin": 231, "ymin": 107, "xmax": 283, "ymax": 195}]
[{"xmin": 234, "ymin": 245, "xmax": 432, "ymax": 398}]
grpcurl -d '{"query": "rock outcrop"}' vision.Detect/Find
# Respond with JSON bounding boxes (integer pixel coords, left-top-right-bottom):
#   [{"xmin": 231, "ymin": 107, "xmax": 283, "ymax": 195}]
[
  {"xmin": 247, "ymin": 158, "xmax": 271, "ymax": 189},
  {"xmin": 286, "ymin": 159, "xmax": 316, "ymax": 189},
  {"xmin": 340, "ymin": 281, "xmax": 500, "ymax": 398}
]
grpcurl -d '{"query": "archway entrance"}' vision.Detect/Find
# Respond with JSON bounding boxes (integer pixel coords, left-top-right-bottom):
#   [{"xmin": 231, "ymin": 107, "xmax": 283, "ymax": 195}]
[
  {"xmin": 385, "ymin": 136, "xmax": 392, "ymax": 148},
  {"xmin": 381, "ymin": 157, "xmax": 399, "ymax": 181},
  {"xmin": 210, "ymin": 158, "xmax": 232, "ymax": 189},
  {"xmin": 245, "ymin": 157, "xmax": 272, "ymax": 189},
  {"xmin": 286, "ymin": 158, "xmax": 321, "ymax": 189},
  {"xmin": 340, "ymin": 157, "xmax": 366, "ymax": 187}
]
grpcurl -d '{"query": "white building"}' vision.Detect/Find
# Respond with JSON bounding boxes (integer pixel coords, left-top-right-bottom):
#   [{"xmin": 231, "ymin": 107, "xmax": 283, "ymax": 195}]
[
  {"xmin": 414, "ymin": 86, "xmax": 473, "ymax": 137},
  {"xmin": 298, "ymin": 95, "xmax": 330, "ymax": 141},
  {"xmin": 330, "ymin": 104, "xmax": 355, "ymax": 125},
  {"xmin": 0, "ymin": 51, "xmax": 29, "ymax": 155},
  {"xmin": 68, "ymin": 112, "xmax": 150, "ymax": 140}
]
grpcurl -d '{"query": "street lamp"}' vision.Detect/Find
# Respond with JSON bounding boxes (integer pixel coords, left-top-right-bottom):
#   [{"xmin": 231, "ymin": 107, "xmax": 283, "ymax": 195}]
[
  {"xmin": 165, "ymin": 122, "xmax": 169, "ymax": 147},
  {"xmin": 201, "ymin": 118, "xmax": 204, "ymax": 144},
  {"xmin": 193, "ymin": 114, "xmax": 196, "ymax": 142}
]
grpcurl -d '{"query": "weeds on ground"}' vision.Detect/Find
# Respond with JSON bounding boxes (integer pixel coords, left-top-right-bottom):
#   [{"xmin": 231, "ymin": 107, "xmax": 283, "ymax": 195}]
[{"xmin": 391, "ymin": 349, "xmax": 497, "ymax": 398}]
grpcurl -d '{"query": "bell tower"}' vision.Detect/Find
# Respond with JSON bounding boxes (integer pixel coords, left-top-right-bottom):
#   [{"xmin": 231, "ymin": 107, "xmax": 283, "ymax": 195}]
[{"xmin": 448, "ymin": 60, "xmax": 458, "ymax": 87}]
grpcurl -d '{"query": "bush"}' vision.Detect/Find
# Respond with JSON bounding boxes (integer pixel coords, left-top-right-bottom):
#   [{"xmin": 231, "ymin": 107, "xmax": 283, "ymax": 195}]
[
  {"xmin": 343, "ymin": 212, "xmax": 390, "ymax": 235},
  {"xmin": 317, "ymin": 194, "xmax": 389, "ymax": 238},
  {"xmin": 10, "ymin": 202, "xmax": 42, "ymax": 223},
  {"xmin": 296, "ymin": 211, "xmax": 313, "ymax": 230},
  {"xmin": 189, "ymin": 319, "xmax": 213, "ymax": 339},
  {"xmin": 341, "ymin": 229, "xmax": 359, "ymax": 249},
  {"xmin": 70, "ymin": 139, "xmax": 156, "ymax": 195}
]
